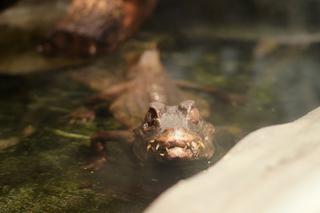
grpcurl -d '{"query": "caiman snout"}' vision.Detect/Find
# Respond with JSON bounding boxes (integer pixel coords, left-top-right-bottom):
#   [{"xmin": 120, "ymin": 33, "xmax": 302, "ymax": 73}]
[{"xmin": 146, "ymin": 128, "xmax": 206, "ymax": 160}]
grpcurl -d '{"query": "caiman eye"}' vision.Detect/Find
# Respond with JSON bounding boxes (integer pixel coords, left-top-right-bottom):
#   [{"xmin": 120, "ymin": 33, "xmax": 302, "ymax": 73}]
[
  {"xmin": 146, "ymin": 108, "xmax": 158, "ymax": 122},
  {"xmin": 143, "ymin": 107, "xmax": 159, "ymax": 131},
  {"xmin": 188, "ymin": 107, "xmax": 200, "ymax": 124},
  {"xmin": 143, "ymin": 102, "xmax": 165, "ymax": 130},
  {"xmin": 179, "ymin": 100, "xmax": 200, "ymax": 124}
]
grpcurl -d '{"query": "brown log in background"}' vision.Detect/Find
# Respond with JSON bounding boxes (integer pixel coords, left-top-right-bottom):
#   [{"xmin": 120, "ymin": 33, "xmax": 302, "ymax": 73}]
[{"xmin": 41, "ymin": 0, "xmax": 157, "ymax": 56}]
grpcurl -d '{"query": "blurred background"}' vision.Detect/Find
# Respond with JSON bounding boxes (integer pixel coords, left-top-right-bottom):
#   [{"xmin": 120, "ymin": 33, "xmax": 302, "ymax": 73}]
[{"xmin": 0, "ymin": 0, "xmax": 320, "ymax": 212}]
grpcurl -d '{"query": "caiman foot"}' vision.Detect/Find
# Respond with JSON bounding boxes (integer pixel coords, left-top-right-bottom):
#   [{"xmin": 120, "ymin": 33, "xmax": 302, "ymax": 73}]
[
  {"xmin": 83, "ymin": 155, "xmax": 107, "ymax": 171},
  {"xmin": 84, "ymin": 138, "xmax": 108, "ymax": 171},
  {"xmin": 69, "ymin": 107, "xmax": 96, "ymax": 124},
  {"xmin": 83, "ymin": 130, "xmax": 133, "ymax": 171}
]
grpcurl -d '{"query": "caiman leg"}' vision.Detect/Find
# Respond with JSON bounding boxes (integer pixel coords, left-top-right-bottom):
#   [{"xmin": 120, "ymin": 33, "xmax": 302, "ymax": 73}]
[
  {"xmin": 89, "ymin": 80, "xmax": 134, "ymax": 103},
  {"xmin": 69, "ymin": 81, "xmax": 134, "ymax": 124},
  {"xmin": 175, "ymin": 80, "xmax": 245, "ymax": 106},
  {"xmin": 84, "ymin": 130, "xmax": 134, "ymax": 170}
]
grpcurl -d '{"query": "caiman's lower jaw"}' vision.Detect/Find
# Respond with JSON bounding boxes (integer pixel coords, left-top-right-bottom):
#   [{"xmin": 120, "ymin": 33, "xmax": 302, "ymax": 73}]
[{"xmin": 145, "ymin": 128, "xmax": 206, "ymax": 160}]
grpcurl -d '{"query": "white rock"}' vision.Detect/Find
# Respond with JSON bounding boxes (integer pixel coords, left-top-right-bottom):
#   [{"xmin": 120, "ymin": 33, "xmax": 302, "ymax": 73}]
[{"xmin": 146, "ymin": 107, "xmax": 320, "ymax": 213}]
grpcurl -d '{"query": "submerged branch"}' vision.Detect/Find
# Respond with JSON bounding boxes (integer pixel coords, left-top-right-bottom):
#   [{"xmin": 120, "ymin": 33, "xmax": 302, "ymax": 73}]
[{"xmin": 51, "ymin": 129, "xmax": 90, "ymax": 140}]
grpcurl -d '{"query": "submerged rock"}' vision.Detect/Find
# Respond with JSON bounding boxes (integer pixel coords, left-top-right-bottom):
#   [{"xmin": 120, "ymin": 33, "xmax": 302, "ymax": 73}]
[{"xmin": 146, "ymin": 106, "xmax": 320, "ymax": 213}]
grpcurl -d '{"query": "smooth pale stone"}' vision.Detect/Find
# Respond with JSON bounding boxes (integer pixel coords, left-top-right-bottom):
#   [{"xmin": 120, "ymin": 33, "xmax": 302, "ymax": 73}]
[{"xmin": 146, "ymin": 107, "xmax": 320, "ymax": 213}]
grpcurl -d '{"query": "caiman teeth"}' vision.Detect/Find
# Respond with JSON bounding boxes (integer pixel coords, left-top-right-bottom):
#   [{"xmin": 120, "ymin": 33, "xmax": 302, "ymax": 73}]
[
  {"xmin": 187, "ymin": 142, "xmax": 191, "ymax": 148},
  {"xmin": 199, "ymin": 141, "xmax": 205, "ymax": 149},
  {"xmin": 191, "ymin": 141, "xmax": 197, "ymax": 148}
]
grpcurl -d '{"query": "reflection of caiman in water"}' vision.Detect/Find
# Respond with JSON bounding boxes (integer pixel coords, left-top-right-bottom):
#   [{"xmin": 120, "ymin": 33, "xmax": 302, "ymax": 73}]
[{"xmin": 71, "ymin": 48, "xmax": 238, "ymax": 170}]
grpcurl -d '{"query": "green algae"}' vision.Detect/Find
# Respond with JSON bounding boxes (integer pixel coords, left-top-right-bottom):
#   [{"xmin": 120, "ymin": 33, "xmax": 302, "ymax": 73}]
[
  {"xmin": 0, "ymin": 110, "xmax": 134, "ymax": 213},
  {"xmin": 0, "ymin": 70, "xmax": 135, "ymax": 212},
  {"xmin": 0, "ymin": 186, "xmax": 110, "ymax": 213}
]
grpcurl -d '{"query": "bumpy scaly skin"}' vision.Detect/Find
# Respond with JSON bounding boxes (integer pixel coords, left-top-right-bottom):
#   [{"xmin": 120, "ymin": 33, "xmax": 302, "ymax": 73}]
[
  {"xmin": 133, "ymin": 100, "xmax": 215, "ymax": 162},
  {"xmin": 75, "ymin": 49, "xmax": 215, "ymax": 170}
]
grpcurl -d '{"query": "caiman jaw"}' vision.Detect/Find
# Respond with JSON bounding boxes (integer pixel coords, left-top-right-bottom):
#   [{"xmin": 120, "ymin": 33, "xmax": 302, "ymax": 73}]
[{"xmin": 145, "ymin": 128, "xmax": 206, "ymax": 160}]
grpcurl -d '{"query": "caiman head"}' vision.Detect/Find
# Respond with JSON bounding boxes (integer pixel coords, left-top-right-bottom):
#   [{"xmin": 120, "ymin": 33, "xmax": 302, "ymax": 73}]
[{"xmin": 133, "ymin": 100, "xmax": 215, "ymax": 162}]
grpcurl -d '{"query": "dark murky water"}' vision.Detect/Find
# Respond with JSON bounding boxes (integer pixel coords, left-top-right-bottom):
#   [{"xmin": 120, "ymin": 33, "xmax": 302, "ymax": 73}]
[{"xmin": 1, "ymin": 0, "xmax": 320, "ymax": 212}]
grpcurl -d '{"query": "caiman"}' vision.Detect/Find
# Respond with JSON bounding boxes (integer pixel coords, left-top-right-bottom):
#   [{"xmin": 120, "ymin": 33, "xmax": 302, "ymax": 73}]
[{"xmin": 71, "ymin": 48, "xmax": 217, "ymax": 169}]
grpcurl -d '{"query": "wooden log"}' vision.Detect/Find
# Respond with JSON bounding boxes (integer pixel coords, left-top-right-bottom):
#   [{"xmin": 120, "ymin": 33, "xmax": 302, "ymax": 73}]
[{"xmin": 40, "ymin": 0, "xmax": 157, "ymax": 56}]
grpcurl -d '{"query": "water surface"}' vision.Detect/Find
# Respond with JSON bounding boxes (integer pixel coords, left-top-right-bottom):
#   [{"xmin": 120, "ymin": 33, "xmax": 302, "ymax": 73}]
[{"xmin": 0, "ymin": 1, "xmax": 320, "ymax": 212}]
